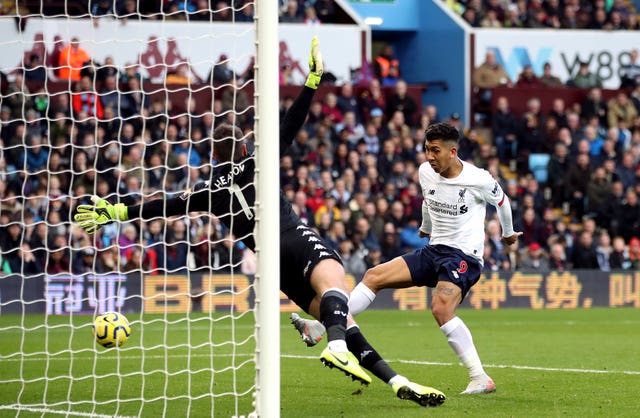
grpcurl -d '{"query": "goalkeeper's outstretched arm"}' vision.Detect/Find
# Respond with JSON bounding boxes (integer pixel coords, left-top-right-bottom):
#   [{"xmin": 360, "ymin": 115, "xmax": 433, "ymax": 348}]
[
  {"xmin": 74, "ymin": 185, "xmax": 212, "ymax": 234},
  {"xmin": 279, "ymin": 35, "xmax": 323, "ymax": 157}
]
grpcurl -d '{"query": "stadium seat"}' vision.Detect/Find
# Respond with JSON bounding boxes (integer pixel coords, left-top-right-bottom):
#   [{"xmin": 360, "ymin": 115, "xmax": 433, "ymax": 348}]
[{"xmin": 528, "ymin": 153, "xmax": 550, "ymax": 184}]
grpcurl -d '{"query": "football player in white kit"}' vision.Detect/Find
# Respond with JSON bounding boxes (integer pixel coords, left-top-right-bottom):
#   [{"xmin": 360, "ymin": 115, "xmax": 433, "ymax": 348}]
[{"xmin": 292, "ymin": 122, "xmax": 521, "ymax": 394}]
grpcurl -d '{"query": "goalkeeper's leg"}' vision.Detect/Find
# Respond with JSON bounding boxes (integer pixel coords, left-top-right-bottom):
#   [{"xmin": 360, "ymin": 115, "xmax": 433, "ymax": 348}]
[
  {"xmin": 310, "ymin": 259, "xmax": 371, "ymax": 385},
  {"xmin": 295, "ymin": 305, "xmax": 445, "ymax": 407}
]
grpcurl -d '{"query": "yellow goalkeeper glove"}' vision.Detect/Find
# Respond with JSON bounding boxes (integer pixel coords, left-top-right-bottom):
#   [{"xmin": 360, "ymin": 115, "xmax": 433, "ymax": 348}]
[
  {"xmin": 305, "ymin": 35, "xmax": 323, "ymax": 90},
  {"xmin": 74, "ymin": 196, "xmax": 129, "ymax": 234}
]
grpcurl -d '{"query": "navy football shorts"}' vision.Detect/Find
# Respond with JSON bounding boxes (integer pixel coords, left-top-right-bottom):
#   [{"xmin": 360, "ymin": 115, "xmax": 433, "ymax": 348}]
[
  {"xmin": 401, "ymin": 244, "xmax": 482, "ymax": 302},
  {"xmin": 279, "ymin": 224, "xmax": 342, "ymax": 312}
]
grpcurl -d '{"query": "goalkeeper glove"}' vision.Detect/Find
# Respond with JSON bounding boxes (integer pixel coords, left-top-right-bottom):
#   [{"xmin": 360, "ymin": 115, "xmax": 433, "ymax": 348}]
[
  {"xmin": 74, "ymin": 196, "xmax": 129, "ymax": 234},
  {"xmin": 305, "ymin": 35, "xmax": 323, "ymax": 90}
]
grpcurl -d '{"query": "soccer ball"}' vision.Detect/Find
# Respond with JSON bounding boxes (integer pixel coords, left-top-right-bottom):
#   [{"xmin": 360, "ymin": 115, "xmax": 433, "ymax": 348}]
[{"xmin": 92, "ymin": 312, "xmax": 131, "ymax": 348}]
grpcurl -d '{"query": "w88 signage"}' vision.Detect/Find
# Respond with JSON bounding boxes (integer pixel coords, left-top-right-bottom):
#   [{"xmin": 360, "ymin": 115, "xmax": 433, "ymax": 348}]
[{"xmin": 474, "ymin": 29, "xmax": 639, "ymax": 89}]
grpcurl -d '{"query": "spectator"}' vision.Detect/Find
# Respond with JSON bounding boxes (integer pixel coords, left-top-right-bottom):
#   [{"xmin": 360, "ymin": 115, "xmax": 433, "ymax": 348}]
[
  {"xmin": 607, "ymin": 92, "xmax": 637, "ymax": 128},
  {"xmin": 571, "ymin": 230, "xmax": 599, "ymax": 269},
  {"xmin": 492, "ymin": 96, "xmax": 519, "ymax": 161},
  {"xmin": 480, "ymin": 9, "xmax": 502, "ymax": 27},
  {"xmin": 91, "ymin": 0, "xmax": 115, "ymax": 16},
  {"xmin": 595, "ymin": 230, "xmax": 612, "ymax": 271},
  {"xmin": 314, "ymin": 0, "xmax": 336, "ymax": 23},
  {"xmin": 581, "ymin": 88, "xmax": 608, "ymax": 127},
  {"xmin": 96, "ymin": 55, "xmax": 119, "ymax": 83},
  {"xmin": 461, "ymin": 7, "xmax": 480, "ymax": 27},
  {"xmin": 58, "ymin": 37, "xmax": 91, "ymax": 82},
  {"xmin": 519, "ymin": 242, "xmax": 550, "ymax": 270},
  {"xmin": 336, "ymin": 83, "xmax": 360, "ymax": 122},
  {"xmin": 386, "ymin": 80, "xmax": 417, "ymax": 127},
  {"xmin": 209, "ymin": 54, "xmax": 235, "ymax": 85},
  {"xmin": 373, "ymin": 44, "xmax": 400, "ymax": 87},
  {"xmin": 337, "ymin": 237, "xmax": 367, "ymax": 280},
  {"xmin": 566, "ymin": 153, "xmax": 591, "ymax": 220},
  {"xmin": 516, "ymin": 65, "xmax": 542, "ymax": 87},
  {"xmin": 609, "ymin": 235, "xmax": 632, "ymax": 270},
  {"xmin": 539, "ymin": 62, "xmax": 563, "ymax": 87},
  {"xmin": 548, "ymin": 242, "xmax": 569, "ymax": 271},
  {"xmin": 567, "ymin": 62, "xmax": 602, "ymax": 88},
  {"xmin": 547, "ymin": 142, "xmax": 570, "ymax": 207},
  {"xmin": 23, "ymin": 54, "xmax": 46, "ymax": 82},
  {"xmin": 19, "ymin": 134, "xmax": 49, "ymax": 173},
  {"xmin": 473, "ymin": 50, "xmax": 510, "ymax": 89},
  {"xmin": 619, "ymin": 188, "xmax": 640, "ymax": 241},
  {"xmin": 280, "ymin": 0, "xmax": 302, "ymax": 23},
  {"xmin": 189, "ymin": 0, "xmax": 212, "ymax": 21},
  {"xmin": 72, "ymin": 75, "xmax": 104, "ymax": 119},
  {"xmin": 303, "ymin": 6, "xmax": 321, "ymax": 24},
  {"xmin": 335, "ymin": 111, "xmax": 365, "ymax": 146}
]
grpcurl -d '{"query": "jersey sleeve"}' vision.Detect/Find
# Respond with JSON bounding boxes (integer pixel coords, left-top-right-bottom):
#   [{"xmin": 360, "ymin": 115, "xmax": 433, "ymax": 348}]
[
  {"xmin": 418, "ymin": 163, "xmax": 433, "ymax": 235},
  {"xmin": 279, "ymin": 86, "xmax": 315, "ymax": 157},
  {"xmin": 478, "ymin": 170, "xmax": 505, "ymax": 208},
  {"xmin": 127, "ymin": 181, "xmax": 213, "ymax": 219}
]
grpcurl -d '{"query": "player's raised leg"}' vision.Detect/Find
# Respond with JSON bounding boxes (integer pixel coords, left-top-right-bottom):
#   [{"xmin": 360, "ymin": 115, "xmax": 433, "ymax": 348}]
[
  {"xmin": 432, "ymin": 281, "xmax": 495, "ymax": 394},
  {"xmin": 350, "ymin": 256, "xmax": 414, "ymax": 315},
  {"xmin": 290, "ymin": 256, "xmax": 413, "ymax": 344}
]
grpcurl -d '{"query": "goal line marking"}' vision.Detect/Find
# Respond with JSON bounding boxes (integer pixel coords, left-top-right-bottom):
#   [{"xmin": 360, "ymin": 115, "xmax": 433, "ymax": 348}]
[{"xmin": 0, "ymin": 404, "xmax": 137, "ymax": 418}]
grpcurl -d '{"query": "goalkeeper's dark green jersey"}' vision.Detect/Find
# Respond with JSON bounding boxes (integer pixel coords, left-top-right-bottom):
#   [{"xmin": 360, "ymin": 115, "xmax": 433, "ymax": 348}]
[{"xmin": 127, "ymin": 86, "xmax": 316, "ymax": 252}]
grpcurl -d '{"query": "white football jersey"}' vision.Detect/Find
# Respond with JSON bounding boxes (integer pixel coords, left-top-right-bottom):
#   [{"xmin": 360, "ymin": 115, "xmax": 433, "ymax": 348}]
[{"xmin": 419, "ymin": 160, "xmax": 505, "ymax": 264}]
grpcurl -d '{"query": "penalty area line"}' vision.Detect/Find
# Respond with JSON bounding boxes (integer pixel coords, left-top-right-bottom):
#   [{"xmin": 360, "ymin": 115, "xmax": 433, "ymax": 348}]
[{"xmin": 0, "ymin": 404, "xmax": 137, "ymax": 418}]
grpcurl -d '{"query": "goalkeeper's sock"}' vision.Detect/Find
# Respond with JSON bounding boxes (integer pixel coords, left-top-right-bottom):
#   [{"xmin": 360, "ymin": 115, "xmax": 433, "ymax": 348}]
[
  {"xmin": 440, "ymin": 316, "xmax": 486, "ymax": 379},
  {"xmin": 320, "ymin": 288, "xmax": 349, "ymax": 352},
  {"xmin": 348, "ymin": 282, "xmax": 377, "ymax": 316},
  {"xmin": 346, "ymin": 325, "xmax": 396, "ymax": 383}
]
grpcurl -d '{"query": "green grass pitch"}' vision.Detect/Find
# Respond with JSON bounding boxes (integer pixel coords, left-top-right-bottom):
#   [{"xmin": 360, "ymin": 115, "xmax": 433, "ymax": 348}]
[{"xmin": 1, "ymin": 307, "xmax": 639, "ymax": 417}]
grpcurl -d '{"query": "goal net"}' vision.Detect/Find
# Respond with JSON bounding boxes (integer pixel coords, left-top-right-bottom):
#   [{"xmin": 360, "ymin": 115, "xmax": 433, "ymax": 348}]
[{"xmin": 0, "ymin": 2, "xmax": 279, "ymax": 417}]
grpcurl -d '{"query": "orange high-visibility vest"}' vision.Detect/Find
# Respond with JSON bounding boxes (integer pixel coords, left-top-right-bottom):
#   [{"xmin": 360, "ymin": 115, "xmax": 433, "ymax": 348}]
[{"xmin": 375, "ymin": 55, "xmax": 399, "ymax": 78}]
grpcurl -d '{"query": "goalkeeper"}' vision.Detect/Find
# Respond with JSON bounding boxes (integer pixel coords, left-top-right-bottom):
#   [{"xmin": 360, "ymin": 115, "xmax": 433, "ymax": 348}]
[{"xmin": 74, "ymin": 37, "xmax": 444, "ymax": 407}]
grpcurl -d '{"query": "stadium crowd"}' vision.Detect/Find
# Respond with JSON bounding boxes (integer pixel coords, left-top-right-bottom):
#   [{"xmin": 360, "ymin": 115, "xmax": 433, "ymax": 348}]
[
  {"xmin": 1, "ymin": 0, "xmax": 342, "ymax": 24},
  {"xmin": 447, "ymin": 0, "xmax": 640, "ymax": 30}
]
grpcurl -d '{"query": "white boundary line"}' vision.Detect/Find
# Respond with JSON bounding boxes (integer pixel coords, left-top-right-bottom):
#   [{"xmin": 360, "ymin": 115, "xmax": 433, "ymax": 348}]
[
  {"xmin": 5, "ymin": 353, "xmax": 640, "ymax": 376},
  {"xmin": 4, "ymin": 352, "xmax": 640, "ymax": 375},
  {"xmin": 0, "ymin": 404, "xmax": 137, "ymax": 418},
  {"xmin": 285, "ymin": 354, "xmax": 640, "ymax": 376}
]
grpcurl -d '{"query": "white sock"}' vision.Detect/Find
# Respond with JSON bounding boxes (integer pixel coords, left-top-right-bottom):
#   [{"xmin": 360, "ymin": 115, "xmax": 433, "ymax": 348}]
[
  {"xmin": 388, "ymin": 374, "xmax": 409, "ymax": 386},
  {"xmin": 440, "ymin": 316, "xmax": 486, "ymax": 379},
  {"xmin": 327, "ymin": 339, "xmax": 348, "ymax": 352},
  {"xmin": 348, "ymin": 282, "xmax": 377, "ymax": 316}
]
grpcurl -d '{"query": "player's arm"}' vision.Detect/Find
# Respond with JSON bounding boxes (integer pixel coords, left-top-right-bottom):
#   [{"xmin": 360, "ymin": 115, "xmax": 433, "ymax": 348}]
[
  {"xmin": 74, "ymin": 183, "xmax": 213, "ymax": 234},
  {"xmin": 479, "ymin": 176, "xmax": 521, "ymax": 245},
  {"xmin": 493, "ymin": 192, "xmax": 521, "ymax": 245},
  {"xmin": 279, "ymin": 35, "xmax": 323, "ymax": 157}
]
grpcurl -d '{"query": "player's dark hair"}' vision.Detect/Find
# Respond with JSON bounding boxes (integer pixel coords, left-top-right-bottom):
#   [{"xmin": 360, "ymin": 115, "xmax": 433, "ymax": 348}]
[
  {"xmin": 425, "ymin": 122, "xmax": 460, "ymax": 145},
  {"xmin": 212, "ymin": 123, "xmax": 245, "ymax": 162}
]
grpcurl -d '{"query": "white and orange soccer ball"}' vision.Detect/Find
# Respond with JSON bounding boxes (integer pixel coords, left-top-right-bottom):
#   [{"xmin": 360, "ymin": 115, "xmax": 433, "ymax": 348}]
[{"xmin": 92, "ymin": 312, "xmax": 131, "ymax": 348}]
